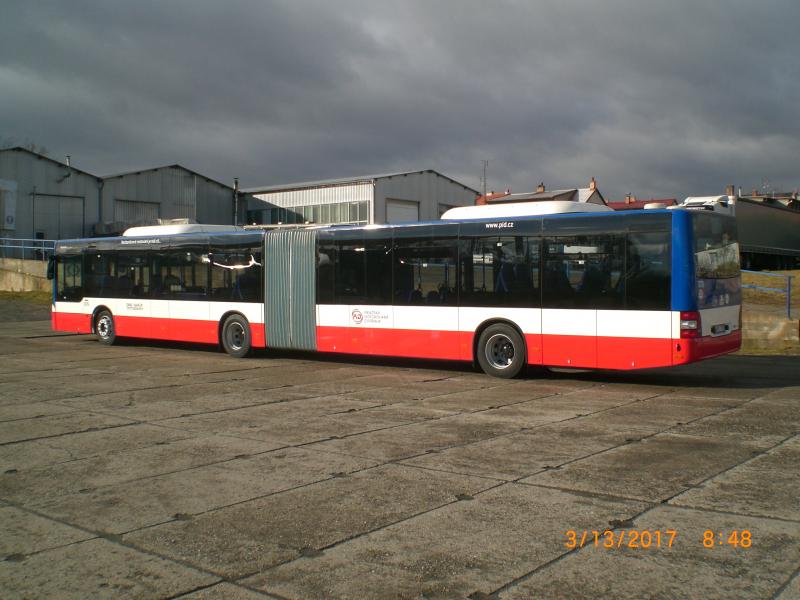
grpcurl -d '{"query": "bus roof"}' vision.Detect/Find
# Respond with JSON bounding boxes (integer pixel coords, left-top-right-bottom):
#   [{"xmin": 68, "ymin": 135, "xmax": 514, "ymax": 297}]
[{"xmin": 56, "ymin": 208, "xmax": 683, "ymax": 253}]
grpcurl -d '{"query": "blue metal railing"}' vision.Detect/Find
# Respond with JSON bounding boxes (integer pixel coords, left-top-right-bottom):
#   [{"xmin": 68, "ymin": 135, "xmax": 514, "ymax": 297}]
[
  {"xmin": 0, "ymin": 238, "xmax": 57, "ymax": 261},
  {"xmin": 741, "ymin": 269, "xmax": 795, "ymax": 319}
]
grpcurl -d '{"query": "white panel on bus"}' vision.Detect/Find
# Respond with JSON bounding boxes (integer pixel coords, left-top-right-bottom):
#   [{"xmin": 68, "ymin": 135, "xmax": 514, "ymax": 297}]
[
  {"xmin": 173, "ymin": 300, "xmax": 210, "ymax": 322},
  {"xmin": 541, "ymin": 309, "xmax": 596, "ymax": 336},
  {"xmin": 393, "ymin": 306, "xmax": 458, "ymax": 331},
  {"xmin": 317, "ymin": 304, "xmax": 351, "ymax": 328},
  {"xmin": 347, "ymin": 305, "xmax": 394, "ymax": 329},
  {"xmin": 458, "ymin": 307, "xmax": 541, "ymax": 335},
  {"xmin": 597, "ymin": 310, "xmax": 672, "ymax": 339}
]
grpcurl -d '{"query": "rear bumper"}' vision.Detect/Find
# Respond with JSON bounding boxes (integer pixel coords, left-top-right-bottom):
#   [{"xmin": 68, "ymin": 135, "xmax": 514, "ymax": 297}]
[{"xmin": 672, "ymin": 330, "xmax": 741, "ymax": 365}]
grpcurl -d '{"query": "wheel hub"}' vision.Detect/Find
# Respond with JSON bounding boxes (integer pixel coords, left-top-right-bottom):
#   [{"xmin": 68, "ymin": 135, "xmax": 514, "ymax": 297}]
[
  {"xmin": 228, "ymin": 323, "xmax": 244, "ymax": 351},
  {"xmin": 485, "ymin": 333, "xmax": 515, "ymax": 369},
  {"xmin": 97, "ymin": 316, "xmax": 111, "ymax": 338}
]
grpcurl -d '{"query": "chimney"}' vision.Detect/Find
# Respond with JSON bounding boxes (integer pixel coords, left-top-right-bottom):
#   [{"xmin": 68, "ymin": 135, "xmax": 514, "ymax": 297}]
[
  {"xmin": 625, "ymin": 193, "xmax": 632, "ymax": 204},
  {"xmin": 536, "ymin": 182, "xmax": 545, "ymax": 193},
  {"xmin": 725, "ymin": 184, "xmax": 735, "ymax": 196},
  {"xmin": 589, "ymin": 177, "xmax": 597, "ymax": 191}
]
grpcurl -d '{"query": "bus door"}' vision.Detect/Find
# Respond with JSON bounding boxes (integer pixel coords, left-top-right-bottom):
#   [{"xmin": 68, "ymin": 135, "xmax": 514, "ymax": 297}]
[
  {"xmin": 53, "ymin": 252, "xmax": 91, "ymax": 334},
  {"xmin": 97, "ymin": 251, "xmax": 152, "ymax": 339},
  {"xmin": 164, "ymin": 246, "xmax": 212, "ymax": 343},
  {"xmin": 390, "ymin": 225, "xmax": 461, "ymax": 360},
  {"xmin": 541, "ymin": 233, "xmax": 624, "ymax": 368}
]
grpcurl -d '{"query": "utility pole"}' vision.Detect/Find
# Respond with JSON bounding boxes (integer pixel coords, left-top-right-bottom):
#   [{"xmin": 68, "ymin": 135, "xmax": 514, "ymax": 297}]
[
  {"xmin": 481, "ymin": 160, "xmax": 488, "ymax": 198},
  {"xmin": 233, "ymin": 177, "xmax": 239, "ymax": 226}
]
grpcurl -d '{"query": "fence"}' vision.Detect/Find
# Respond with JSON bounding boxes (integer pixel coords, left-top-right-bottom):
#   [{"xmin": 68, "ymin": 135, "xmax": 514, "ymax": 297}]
[
  {"xmin": 741, "ymin": 269, "xmax": 794, "ymax": 319},
  {"xmin": 0, "ymin": 238, "xmax": 57, "ymax": 261}
]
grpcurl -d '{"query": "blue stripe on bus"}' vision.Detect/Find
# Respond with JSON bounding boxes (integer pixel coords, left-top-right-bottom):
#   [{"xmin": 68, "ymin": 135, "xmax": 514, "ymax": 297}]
[{"xmin": 671, "ymin": 210, "xmax": 696, "ymax": 311}]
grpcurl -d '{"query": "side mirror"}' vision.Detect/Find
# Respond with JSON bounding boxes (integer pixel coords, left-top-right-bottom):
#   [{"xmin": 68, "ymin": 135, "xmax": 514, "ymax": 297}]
[{"xmin": 46, "ymin": 255, "xmax": 56, "ymax": 280}]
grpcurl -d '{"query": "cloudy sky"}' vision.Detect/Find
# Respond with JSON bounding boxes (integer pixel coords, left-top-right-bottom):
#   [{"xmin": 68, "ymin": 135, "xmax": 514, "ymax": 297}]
[{"xmin": 1, "ymin": 0, "xmax": 798, "ymax": 200}]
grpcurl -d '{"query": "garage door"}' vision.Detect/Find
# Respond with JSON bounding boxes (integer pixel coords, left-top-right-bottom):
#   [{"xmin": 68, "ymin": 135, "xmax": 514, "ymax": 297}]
[
  {"xmin": 386, "ymin": 199, "xmax": 420, "ymax": 224},
  {"xmin": 33, "ymin": 195, "xmax": 84, "ymax": 239}
]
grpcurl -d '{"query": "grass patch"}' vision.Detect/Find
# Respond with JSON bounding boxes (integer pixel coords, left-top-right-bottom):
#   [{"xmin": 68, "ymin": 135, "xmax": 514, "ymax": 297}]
[
  {"xmin": 742, "ymin": 269, "xmax": 799, "ymax": 310},
  {"xmin": 0, "ymin": 291, "xmax": 52, "ymax": 305}
]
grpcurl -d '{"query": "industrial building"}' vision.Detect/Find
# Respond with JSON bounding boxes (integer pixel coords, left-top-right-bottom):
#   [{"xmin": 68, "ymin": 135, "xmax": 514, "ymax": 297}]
[
  {"xmin": 99, "ymin": 165, "xmax": 245, "ymax": 235},
  {"xmin": 0, "ymin": 147, "xmax": 245, "ymax": 243},
  {"xmin": 0, "ymin": 147, "xmax": 102, "ymax": 241},
  {"xmin": 245, "ymin": 170, "xmax": 479, "ymax": 226}
]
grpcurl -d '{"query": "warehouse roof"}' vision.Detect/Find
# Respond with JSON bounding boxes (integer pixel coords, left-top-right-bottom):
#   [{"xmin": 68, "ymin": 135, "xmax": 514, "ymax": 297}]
[
  {"xmin": 101, "ymin": 164, "xmax": 234, "ymax": 190},
  {"xmin": 244, "ymin": 169, "xmax": 479, "ymax": 195},
  {"xmin": 0, "ymin": 146, "xmax": 101, "ymax": 181}
]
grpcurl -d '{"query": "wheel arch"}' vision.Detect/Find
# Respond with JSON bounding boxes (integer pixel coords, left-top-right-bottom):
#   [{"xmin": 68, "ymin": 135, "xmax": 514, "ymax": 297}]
[{"xmin": 472, "ymin": 318, "xmax": 527, "ymax": 364}]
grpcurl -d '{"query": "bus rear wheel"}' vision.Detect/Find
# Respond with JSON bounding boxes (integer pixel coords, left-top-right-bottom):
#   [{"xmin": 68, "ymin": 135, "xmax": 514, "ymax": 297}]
[
  {"xmin": 95, "ymin": 310, "xmax": 116, "ymax": 345},
  {"xmin": 477, "ymin": 324, "xmax": 526, "ymax": 379},
  {"xmin": 221, "ymin": 314, "xmax": 251, "ymax": 358}
]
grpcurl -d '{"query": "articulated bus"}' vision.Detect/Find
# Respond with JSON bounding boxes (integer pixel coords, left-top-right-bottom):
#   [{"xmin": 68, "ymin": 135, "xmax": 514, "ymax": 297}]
[{"xmin": 50, "ymin": 204, "xmax": 741, "ymax": 378}]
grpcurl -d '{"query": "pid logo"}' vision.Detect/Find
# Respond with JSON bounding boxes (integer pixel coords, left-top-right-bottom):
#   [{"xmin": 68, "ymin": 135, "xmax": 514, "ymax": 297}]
[{"xmin": 351, "ymin": 309, "xmax": 363, "ymax": 324}]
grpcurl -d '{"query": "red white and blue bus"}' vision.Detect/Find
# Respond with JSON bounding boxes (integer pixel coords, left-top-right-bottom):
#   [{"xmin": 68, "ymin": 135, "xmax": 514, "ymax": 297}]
[{"xmin": 49, "ymin": 202, "xmax": 741, "ymax": 378}]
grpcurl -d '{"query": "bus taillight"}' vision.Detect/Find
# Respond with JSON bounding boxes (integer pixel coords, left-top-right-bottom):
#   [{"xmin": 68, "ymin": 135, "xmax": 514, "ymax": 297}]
[{"xmin": 680, "ymin": 311, "xmax": 701, "ymax": 338}]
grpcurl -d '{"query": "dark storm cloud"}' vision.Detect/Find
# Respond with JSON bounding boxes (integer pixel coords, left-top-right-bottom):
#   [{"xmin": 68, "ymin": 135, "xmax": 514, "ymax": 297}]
[{"xmin": 1, "ymin": 0, "xmax": 798, "ymax": 200}]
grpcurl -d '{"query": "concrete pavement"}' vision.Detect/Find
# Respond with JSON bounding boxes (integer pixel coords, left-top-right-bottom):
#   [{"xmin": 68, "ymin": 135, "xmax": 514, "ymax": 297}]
[{"xmin": 0, "ymin": 321, "xmax": 798, "ymax": 599}]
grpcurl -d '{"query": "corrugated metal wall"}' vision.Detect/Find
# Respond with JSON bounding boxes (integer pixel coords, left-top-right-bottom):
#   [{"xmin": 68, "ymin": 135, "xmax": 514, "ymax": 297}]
[
  {"xmin": 374, "ymin": 171, "xmax": 477, "ymax": 223},
  {"xmin": 253, "ymin": 182, "xmax": 373, "ymax": 208},
  {"xmin": 0, "ymin": 149, "xmax": 100, "ymax": 239},
  {"xmin": 264, "ymin": 229, "xmax": 318, "ymax": 350},
  {"xmin": 114, "ymin": 199, "xmax": 160, "ymax": 222},
  {"xmin": 102, "ymin": 166, "xmax": 235, "ymax": 226}
]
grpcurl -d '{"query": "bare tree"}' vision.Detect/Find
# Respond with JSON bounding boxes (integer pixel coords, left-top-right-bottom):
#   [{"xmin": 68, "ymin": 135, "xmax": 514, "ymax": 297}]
[{"xmin": 0, "ymin": 136, "xmax": 48, "ymax": 156}]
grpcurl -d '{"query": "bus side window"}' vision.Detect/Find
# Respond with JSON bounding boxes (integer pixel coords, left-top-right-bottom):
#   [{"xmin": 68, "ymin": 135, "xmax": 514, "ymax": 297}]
[
  {"xmin": 209, "ymin": 245, "xmax": 261, "ymax": 302},
  {"xmin": 392, "ymin": 238, "xmax": 457, "ymax": 306},
  {"xmin": 317, "ymin": 240, "xmax": 335, "ymax": 304},
  {"xmin": 542, "ymin": 235, "xmax": 624, "ymax": 309},
  {"xmin": 365, "ymin": 238, "xmax": 393, "ymax": 305},
  {"xmin": 460, "ymin": 236, "xmax": 540, "ymax": 308},
  {"xmin": 335, "ymin": 241, "xmax": 367, "ymax": 304},
  {"xmin": 626, "ymin": 231, "xmax": 671, "ymax": 310},
  {"xmin": 116, "ymin": 252, "xmax": 150, "ymax": 298}
]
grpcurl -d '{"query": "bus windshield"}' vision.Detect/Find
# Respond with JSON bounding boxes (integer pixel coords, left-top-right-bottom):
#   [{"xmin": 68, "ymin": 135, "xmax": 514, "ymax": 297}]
[{"xmin": 692, "ymin": 213, "xmax": 739, "ymax": 279}]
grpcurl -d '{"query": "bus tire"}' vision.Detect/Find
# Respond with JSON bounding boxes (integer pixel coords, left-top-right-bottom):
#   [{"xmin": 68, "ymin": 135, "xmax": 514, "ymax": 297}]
[
  {"xmin": 477, "ymin": 324, "xmax": 526, "ymax": 379},
  {"xmin": 95, "ymin": 310, "xmax": 116, "ymax": 346},
  {"xmin": 221, "ymin": 314, "xmax": 251, "ymax": 358}
]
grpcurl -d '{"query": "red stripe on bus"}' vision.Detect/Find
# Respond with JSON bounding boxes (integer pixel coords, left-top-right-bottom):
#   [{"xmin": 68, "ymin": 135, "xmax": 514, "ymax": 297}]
[
  {"xmin": 317, "ymin": 326, "xmax": 740, "ymax": 370},
  {"xmin": 53, "ymin": 312, "xmax": 266, "ymax": 348},
  {"xmin": 52, "ymin": 312, "xmax": 92, "ymax": 334},
  {"xmin": 316, "ymin": 326, "xmax": 467, "ymax": 361},
  {"xmin": 52, "ymin": 312, "xmax": 739, "ymax": 368}
]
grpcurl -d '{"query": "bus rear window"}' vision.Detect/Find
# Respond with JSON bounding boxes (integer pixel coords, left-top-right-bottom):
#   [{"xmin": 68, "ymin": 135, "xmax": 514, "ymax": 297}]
[{"xmin": 693, "ymin": 213, "xmax": 739, "ymax": 279}]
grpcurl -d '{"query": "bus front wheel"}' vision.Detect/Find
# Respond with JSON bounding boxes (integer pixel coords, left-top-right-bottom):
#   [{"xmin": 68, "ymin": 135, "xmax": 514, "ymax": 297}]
[
  {"xmin": 221, "ymin": 314, "xmax": 251, "ymax": 358},
  {"xmin": 477, "ymin": 324, "xmax": 526, "ymax": 379},
  {"xmin": 95, "ymin": 310, "xmax": 116, "ymax": 345}
]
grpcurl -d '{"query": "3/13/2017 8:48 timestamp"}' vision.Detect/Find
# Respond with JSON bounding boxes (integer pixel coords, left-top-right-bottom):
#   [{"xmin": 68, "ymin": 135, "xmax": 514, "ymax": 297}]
[{"xmin": 565, "ymin": 529, "xmax": 753, "ymax": 550}]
